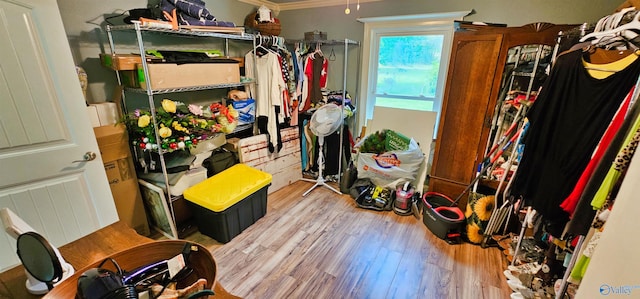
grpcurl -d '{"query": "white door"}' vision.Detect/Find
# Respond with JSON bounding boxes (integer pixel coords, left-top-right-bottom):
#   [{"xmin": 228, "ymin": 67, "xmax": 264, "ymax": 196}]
[{"xmin": 0, "ymin": 0, "xmax": 118, "ymax": 270}]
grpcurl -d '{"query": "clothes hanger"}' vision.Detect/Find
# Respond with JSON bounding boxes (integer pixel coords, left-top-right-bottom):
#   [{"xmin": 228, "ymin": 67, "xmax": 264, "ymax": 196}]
[
  {"xmin": 311, "ymin": 42, "xmax": 324, "ymax": 59},
  {"xmin": 307, "ymin": 43, "xmax": 319, "ymax": 59},
  {"xmin": 254, "ymin": 34, "xmax": 272, "ymax": 57},
  {"xmin": 592, "ymin": 8, "xmax": 634, "ymax": 34},
  {"xmin": 278, "ymin": 37, "xmax": 287, "ymax": 51},
  {"xmin": 580, "ymin": 10, "xmax": 640, "ymax": 43},
  {"xmin": 581, "ymin": 44, "xmax": 640, "ymax": 72},
  {"xmin": 593, "ymin": 33, "xmax": 633, "ymax": 50}
]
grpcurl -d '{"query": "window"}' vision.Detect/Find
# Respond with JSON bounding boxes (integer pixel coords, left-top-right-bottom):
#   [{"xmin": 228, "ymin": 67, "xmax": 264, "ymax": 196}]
[
  {"xmin": 375, "ymin": 34, "xmax": 444, "ymax": 111},
  {"xmin": 358, "ymin": 12, "xmax": 470, "ymax": 135}
]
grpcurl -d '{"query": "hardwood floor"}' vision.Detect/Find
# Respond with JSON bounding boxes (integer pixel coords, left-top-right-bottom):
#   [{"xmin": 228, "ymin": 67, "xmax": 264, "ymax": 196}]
[{"xmin": 184, "ymin": 181, "xmax": 512, "ymax": 299}]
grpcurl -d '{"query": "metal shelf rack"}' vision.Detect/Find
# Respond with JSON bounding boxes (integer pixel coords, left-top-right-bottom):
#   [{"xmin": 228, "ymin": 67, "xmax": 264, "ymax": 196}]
[{"xmin": 105, "ymin": 22, "xmax": 257, "ymax": 238}]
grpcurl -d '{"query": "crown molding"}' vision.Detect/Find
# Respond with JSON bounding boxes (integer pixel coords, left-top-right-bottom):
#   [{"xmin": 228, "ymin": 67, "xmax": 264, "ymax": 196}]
[
  {"xmin": 237, "ymin": 0, "xmax": 280, "ymax": 14},
  {"xmin": 238, "ymin": 0, "xmax": 383, "ymax": 13},
  {"xmin": 278, "ymin": 0, "xmax": 382, "ymax": 11},
  {"xmin": 357, "ymin": 10, "xmax": 472, "ymax": 23}
]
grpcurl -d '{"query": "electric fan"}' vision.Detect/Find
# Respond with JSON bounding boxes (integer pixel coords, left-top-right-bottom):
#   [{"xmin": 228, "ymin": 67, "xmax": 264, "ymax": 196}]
[{"xmin": 302, "ymin": 103, "xmax": 343, "ymax": 196}]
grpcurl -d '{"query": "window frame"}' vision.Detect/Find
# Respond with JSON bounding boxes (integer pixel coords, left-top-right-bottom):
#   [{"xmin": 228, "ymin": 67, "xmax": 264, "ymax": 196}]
[{"xmin": 357, "ymin": 12, "xmax": 471, "ymax": 134}]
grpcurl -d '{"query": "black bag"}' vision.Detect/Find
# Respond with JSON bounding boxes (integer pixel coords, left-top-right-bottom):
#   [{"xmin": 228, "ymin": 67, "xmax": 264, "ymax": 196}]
[
  {"xmin": 202, "ymin": 147, "xmax": 238, "ymax": 177},
  {"xmin": 340, "ymin": 160, "xmax": 358, "ymax": 194}
]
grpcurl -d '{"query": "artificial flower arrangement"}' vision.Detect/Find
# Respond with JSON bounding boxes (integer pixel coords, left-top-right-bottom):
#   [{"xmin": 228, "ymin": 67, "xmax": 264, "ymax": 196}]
[{"xmin": 122, "ymin": 99, "xmax": 239, "ymax": 153}]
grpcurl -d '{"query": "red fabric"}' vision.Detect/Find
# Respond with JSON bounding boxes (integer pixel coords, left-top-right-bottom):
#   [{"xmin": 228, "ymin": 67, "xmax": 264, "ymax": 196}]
[
  {"xmin": 560, "ymin": 86, "xmax": 635, "ymax": 215},
  {"xmin": 320, "ymin": 57, "xmax": 328, "ymax": 88},
  {"xmin": 302, "ymin": 56, "xmax": 314, "ymax": 112}
]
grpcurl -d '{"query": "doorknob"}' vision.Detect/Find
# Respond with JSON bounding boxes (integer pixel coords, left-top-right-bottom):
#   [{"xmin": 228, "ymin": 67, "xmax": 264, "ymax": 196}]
[{"xmin": 72, "ymin": 152, "xmax": 97, "ymax": 163}]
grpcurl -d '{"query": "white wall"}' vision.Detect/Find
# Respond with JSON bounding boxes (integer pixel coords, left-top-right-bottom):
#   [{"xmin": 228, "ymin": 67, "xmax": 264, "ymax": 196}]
[{"xmin": 577, "ymin": 150, "xmax": 640, "ymax": 298}]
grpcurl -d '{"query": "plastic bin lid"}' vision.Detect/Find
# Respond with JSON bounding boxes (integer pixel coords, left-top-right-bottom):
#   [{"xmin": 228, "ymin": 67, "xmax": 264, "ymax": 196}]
[{"xmin": 183, "ymin": 164, "xmax": 272, "ymax": 212}]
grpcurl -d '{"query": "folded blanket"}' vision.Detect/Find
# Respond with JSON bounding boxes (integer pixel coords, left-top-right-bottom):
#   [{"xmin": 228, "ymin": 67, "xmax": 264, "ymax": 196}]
[
  {"xmin": 177, "ymin": 13, "xmax": 235, "ymax": 27},
  {"xmin": 163, "ymin": 0, "xmax": 214, "ymax": 20},
  {"xmin": 161, "ymin": 0, "xmax": 236, "ymax": 27}
]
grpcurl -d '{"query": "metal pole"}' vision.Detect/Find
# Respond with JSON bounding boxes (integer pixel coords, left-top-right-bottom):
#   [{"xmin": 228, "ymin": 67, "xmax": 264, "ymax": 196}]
[
  {"xmin": 511, "ymin": 206, "xmax": 531, "ymax": 266},
  {"xmin": 133, "ymin": 22, "xmax": 176, "ymax": 238},
  {"xmin": 556, "ymin": 235, "xmax": 585, "ymax": 299}
]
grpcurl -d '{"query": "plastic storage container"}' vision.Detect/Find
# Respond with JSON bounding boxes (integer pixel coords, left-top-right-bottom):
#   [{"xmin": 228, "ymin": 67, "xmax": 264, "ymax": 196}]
[{"xmin": 184, "ymin": 164, "xmax": 272, "ymax": 243}]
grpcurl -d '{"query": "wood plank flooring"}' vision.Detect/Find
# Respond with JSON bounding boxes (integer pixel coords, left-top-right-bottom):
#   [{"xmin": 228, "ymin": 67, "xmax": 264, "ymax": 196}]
[{"xmin": 184, "ymin": 181, "xmax": 512, "ymax": 299}]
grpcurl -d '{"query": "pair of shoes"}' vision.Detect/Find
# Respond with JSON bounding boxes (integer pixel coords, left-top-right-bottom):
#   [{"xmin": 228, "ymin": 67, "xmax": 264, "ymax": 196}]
[
  {"xmin": 511, "ymin": 292, "xmax": 525, "ymax": 299},
  {"xmin": 508, "ymin": 262, "xmax": 542, "ymax": 274},
  {"xmin": 508, "ymin": 279, "xmax": 529, "ymax": 293},
  {"xmin": 303, "ymin": 170, "xmax": 318, "ymax": 179},
  {"xmin": 325, "ymin": 174, "xmax": 339, "ymax": 182},
  {"xmin": 504, "ymin": 270, "xmax": 536, "ymax": 285},
  {"xmin": 499, "ymin": 235, "xmax": 519, "ymax": 250},
  {"xmin": 509, "ymin": 281, "xmax": 554, "ymax": 299},
  {"xmin": 493, "ymin": 233, "xmax": 515, "ymax": 242},
  {"xmin": 504, "ymin": 248, "xmax": 514, "ymax": 256}
]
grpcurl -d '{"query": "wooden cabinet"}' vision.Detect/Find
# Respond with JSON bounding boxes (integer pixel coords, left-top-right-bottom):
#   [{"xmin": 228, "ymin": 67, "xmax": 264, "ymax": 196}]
[{"xmin": 429, "ymin": 23, "xmax": 576, "ymax": 207}]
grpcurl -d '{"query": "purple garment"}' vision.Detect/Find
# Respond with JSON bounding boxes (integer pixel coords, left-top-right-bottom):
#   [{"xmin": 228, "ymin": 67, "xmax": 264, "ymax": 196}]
[
  {"xmin": 177, "ymin": 14, "xmax": 235, "ymax": 27},
  {"xmin": 161, "ymin": 0, "xmax": 236, "ymax": 27},
  {"xmin": 162, "ymin": 0, "xmax": 214, "ymax": 20}
]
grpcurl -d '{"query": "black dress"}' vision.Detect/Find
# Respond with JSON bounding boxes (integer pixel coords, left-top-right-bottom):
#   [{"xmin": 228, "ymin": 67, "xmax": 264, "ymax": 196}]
[{"xmin": 510, "ymin": 50, "xmax": 640, "ymax": 237}]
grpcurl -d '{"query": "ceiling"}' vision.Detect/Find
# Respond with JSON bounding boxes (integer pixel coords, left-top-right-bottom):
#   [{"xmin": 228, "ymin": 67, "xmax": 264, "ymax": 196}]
[{"xmin": 237, "ymin": 0, "xmax": 383, "ymax": 13}]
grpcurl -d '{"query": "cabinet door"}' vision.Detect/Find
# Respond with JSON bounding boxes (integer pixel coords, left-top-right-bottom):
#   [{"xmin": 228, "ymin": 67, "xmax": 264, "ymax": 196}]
[{"xmin": 429, "ymin": 32, "xmax": 503, "ymax": 202}]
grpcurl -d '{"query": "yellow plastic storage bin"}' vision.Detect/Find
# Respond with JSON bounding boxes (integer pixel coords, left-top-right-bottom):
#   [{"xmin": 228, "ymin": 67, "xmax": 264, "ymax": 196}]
[{"xmin": 184, "ymin": 164, "xmax": 272, "ymax": 243}]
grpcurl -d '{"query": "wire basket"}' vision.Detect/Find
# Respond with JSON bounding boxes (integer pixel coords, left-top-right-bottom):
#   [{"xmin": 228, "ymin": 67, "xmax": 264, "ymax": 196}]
[{"xmin": 244, "ymin": 12, "xmax": 281, "ymax": 36}]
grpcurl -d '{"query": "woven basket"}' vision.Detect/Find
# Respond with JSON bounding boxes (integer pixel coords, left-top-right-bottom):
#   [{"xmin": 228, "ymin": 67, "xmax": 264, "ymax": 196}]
[{"xmin": 244, "ymin": 12, "xmax": 281, "ymax": 36}]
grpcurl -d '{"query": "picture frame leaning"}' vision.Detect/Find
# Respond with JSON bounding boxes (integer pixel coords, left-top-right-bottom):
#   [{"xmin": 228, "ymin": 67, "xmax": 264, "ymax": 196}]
[{"xmin": 138, "ymin": 179, "xmax": 178, "ymax": 239}]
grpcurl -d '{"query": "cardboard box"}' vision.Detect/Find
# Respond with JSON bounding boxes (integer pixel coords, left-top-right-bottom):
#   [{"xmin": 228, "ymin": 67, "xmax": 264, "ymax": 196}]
[
  {"xmin": 137, "ymin": 60, "xmax": 240, "ymax": 90},
  {"xmin": 230, "ymin": 57, "xmax": 244, "ymax": 68},
  {"xmin": 90, "ymin": 102, "xmax": 119, "ymax": 126},
  {"xmin": 86, "ymin": 106, "xmax": 101, "ymax": 128},
  {"xmin": 94, "ymin": 125, "xmax": 150, "ymax": 236}
]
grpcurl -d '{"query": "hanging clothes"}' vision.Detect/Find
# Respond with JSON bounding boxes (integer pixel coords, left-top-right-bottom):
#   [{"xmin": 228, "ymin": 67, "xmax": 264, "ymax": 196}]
[
  {"xmin": 310, "ymin": 53, "xmax": 328, "ymax": 104},
  {"xmin": 559, "ymin": 87, "xmax": 634, "ymax": 215},
  {"xmin": 295, "ymin": 46, "xmax": 308, "ymax": 112},
  {"xmin": 510, "ymin": 49, "xmax": 640, "ymax": 237},
  {"xmin": 298, "ymin": 46, "xmax": 328, "ymax": 112},
  {"xmin": 245, "ymin": 49, "xmax": 287, "ymax": 152},
  {"xmin": 566, "ymin": 97, "xmax": 640, "ymax": 236},
  {"xmin": 590, "ymin": 115, "xmax": 640, "ymax": 208}
]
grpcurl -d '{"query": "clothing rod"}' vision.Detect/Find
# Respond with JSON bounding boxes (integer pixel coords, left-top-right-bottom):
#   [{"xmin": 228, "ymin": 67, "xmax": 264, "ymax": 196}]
[{"xmin": 286, "ymin": 38, "xmax": 360, "ymax": 46}]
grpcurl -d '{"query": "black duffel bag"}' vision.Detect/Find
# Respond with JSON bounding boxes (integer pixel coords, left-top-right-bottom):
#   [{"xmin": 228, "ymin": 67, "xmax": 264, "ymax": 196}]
[{"xmin": 202, "ymin": 147, "xmax": 238, "ymax": 177}]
